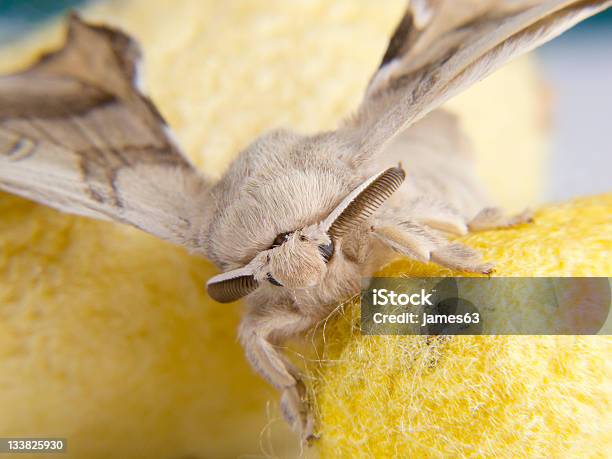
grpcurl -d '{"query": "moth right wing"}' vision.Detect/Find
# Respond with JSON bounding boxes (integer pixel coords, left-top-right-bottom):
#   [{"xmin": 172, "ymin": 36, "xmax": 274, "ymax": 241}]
[
  {"xmin": 341, "ymin": 0, "xmax": 611, "ymax": 165},
  {"xmin": 0, "ymin": 14, "xmax": 213, "ymax": 250}
]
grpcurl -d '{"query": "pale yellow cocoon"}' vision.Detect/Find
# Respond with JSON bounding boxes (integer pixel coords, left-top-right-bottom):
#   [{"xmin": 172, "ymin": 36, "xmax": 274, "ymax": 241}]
[
  {"xmin": 0, "ymin": 1, "xmax": 592, "ymax": 458},
  {"xmin": 309, "ymin": 194, "xmax": 612, "ymax": 458}
]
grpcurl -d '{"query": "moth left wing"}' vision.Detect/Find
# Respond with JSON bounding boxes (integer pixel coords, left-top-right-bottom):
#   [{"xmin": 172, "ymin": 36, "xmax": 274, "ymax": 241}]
[
  {"xmin": 341, "ymin": 0, "xmax": 611, "ymax": 164},
  {"xmin": 0, "ymin": 14, "xmax": 212, "ymax": 250}
]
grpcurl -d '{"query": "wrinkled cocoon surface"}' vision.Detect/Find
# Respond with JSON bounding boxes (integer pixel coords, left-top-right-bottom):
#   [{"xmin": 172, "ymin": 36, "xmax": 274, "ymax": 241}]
[
  {"xmin": 310, "ymin": 194, "xmax": 612, "ymax": 459},
  {"xmin": 0, "ymin": 0, "xmax": 576, "ymax": 458}
]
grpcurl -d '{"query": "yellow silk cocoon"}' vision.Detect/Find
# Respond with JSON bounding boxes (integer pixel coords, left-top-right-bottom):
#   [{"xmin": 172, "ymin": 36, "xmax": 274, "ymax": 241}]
[
  {"xmin": 1, "ymin": 1, "xmax": 604, "ymax": 459},
  {"xmin": 309, "ymin": 194, "xmax": 612, "ymax": 458}
]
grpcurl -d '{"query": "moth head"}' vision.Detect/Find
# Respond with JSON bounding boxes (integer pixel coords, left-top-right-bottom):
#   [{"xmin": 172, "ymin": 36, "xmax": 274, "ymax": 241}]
[
  {"xmin": 206, "ymin": 166, "xmax": 405, "ymax": 303},
  {"xmin": 206, "ymin": 226, "xmax": 332, "ymax": 302},
  {"xmin": 262, "ymin": 226, "xmax": 333, "ymax": 290}
]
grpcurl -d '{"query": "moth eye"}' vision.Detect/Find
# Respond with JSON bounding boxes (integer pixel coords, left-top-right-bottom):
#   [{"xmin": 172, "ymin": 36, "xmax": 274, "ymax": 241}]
[
  {"xmin": 267, "ymin": 273, "xmax": 283, "ymax": 287},
  {"xmin": 272, "ymin": 231, "xmax": 292, "ymax": 248},
  {"xmin": 318, "ymin": 240, "xmax": 334, "ymax": 263}
]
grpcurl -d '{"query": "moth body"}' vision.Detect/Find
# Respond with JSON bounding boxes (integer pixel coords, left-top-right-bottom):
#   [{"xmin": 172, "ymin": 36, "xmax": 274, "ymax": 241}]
[{"xmin": 203, "ymin": 109, "xmax": 489, "ymax": 317}]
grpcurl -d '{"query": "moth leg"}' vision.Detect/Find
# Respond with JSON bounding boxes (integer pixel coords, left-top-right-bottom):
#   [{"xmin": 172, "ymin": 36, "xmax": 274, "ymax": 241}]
[
  {"xmin": 468, "ymin": 207, "xmax": 533, "ymax": 231},
  {"xmin": 430, "ymin": 243, "xmax": 494, "ymax": 274},
  {"xmin": 372, "ymin": 222, "xmax": 493, "ymax": 274},
  {"xmin": 239, "ymin": 305, "xmax": 316, "ymax": 442},
  {"xmin": 402, "ymin": 199, "xmax": 468, "ymax": 236}
]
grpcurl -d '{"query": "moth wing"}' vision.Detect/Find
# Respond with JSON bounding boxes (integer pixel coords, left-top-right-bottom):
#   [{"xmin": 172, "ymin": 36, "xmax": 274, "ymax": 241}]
[
  {"xmin": 342, "ymin": 0, "xmax": 611, "ymax": 163},
  {"xmin": 0, "ymin": 14, "xmax": 212, "ymax": 250}
]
